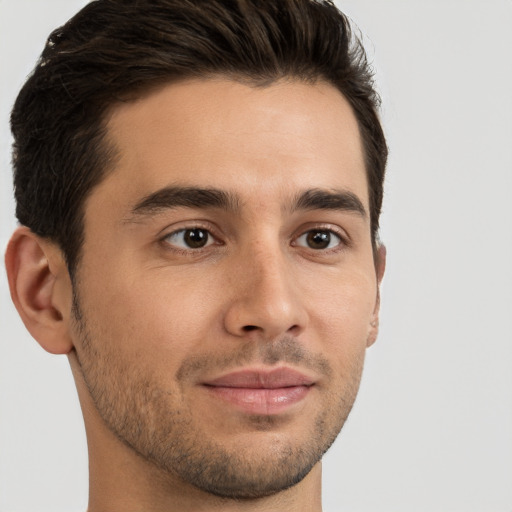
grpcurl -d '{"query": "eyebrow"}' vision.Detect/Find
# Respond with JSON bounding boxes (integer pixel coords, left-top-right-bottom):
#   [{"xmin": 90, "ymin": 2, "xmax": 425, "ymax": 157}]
[
  {"xmin": 126, "ymin": 185, "xmax": 366, "ymax": 221},
  {"xmin": 293, "ymin": 188, "xmax": 367, "ymax": 218},
  {"xmin": 128, "ymin": 186, "xmax": 241, "ymax": 219}
]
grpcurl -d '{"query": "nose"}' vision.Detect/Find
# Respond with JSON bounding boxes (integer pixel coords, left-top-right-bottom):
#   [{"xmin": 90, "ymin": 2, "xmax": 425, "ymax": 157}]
[{"xmin": 223, "ymin": 244, "xmax": 308, "ymax": 340}]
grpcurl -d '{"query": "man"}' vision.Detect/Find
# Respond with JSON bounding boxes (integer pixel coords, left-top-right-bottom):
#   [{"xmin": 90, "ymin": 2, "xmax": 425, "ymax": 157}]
[{"xmin": 4, "ymin": 0, "xmax": 387, "ymax": 510}]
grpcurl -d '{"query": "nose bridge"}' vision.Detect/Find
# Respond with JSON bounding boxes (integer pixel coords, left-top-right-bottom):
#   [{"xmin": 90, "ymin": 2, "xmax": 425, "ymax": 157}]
[
  {"xmin": 224, "ymin": 233, "xmax": 307, "ymax": 338},
  {"xmin": 249, "ymin": 241, "xmax": 290, "ymax": 308}
]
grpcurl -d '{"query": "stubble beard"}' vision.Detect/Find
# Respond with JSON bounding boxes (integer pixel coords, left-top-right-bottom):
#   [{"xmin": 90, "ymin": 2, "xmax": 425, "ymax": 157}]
[{"xmin": 71, "ymin": 293, "xmax": 365, "ymax": 500}]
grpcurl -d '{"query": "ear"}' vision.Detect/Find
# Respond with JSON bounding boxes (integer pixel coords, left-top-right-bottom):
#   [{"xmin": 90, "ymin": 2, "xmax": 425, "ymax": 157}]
[
  {"xmin": 5, "ymin": 226, "xmax": 74, "ymax": 354},
  {"xmin": 367, "ymin": 244, "xmax": 386, "ymax": 347}
]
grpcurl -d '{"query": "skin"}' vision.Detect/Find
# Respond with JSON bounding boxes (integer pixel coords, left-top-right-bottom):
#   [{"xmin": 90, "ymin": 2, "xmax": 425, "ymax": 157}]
[{"xmin": 6, "ymin": 78, "xmax": 385, "ymax": 512}]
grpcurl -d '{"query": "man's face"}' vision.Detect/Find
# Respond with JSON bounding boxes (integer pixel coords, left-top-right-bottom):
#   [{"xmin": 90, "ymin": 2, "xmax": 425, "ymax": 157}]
[{"xmin": 71, "ymin": 79, "xmax": 382, "ymax": 498}]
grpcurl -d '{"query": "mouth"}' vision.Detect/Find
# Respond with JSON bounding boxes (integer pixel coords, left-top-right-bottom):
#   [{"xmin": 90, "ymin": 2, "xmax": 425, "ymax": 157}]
[{"xmin": 201, "ymin": 367, "xmax": 315, "ymax": 415}]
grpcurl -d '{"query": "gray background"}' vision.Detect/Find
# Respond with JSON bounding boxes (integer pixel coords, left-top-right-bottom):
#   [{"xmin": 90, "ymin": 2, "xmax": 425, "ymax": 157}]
[{"xmin": 1, "ymin": 1, "xmax": 511, "ymax": 510}]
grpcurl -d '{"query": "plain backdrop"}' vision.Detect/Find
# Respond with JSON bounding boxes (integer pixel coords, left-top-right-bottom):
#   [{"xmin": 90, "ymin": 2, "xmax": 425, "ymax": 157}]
[{"xmin": 1, "ymin": 1, "xmax": 511, "ymax": 511}]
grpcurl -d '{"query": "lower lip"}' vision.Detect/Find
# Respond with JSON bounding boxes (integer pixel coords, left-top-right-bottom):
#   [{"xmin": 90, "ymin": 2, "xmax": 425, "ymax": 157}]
[{"xmin": 203, "ymin": 385, "xmax": 311, "ymax": 415}]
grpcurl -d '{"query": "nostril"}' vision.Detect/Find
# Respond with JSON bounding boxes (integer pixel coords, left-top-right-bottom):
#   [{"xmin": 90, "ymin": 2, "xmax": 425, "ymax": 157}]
[{"xmin": 242, "ymin": 325, "xmax": 259, "ymax": 332}]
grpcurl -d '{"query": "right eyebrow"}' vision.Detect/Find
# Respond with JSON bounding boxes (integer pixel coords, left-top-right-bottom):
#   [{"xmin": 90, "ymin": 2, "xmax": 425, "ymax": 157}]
[{"xmin": 125, "ymin": 186, "xmax": 241, "ymax": 222}]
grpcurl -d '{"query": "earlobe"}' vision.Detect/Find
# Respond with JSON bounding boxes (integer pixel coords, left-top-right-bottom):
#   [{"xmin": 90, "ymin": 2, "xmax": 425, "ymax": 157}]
[
  {"xmin": 367, "ymin": 244, "xmax": 386, "ymax": 347},
  {"xmin": 5, "ymin": 227, "xmax": 74, "ymax": 354}
]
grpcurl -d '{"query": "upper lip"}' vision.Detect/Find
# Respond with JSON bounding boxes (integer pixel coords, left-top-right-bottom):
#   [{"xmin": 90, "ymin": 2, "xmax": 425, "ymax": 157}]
[{"xmin": 202, "ymin": 367, "xmax": 315, "ymax": 389}]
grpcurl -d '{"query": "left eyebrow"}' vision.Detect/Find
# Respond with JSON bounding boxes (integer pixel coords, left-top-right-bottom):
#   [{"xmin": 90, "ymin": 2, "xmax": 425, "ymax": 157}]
[{"xmin": 292, "ymin": 188, "xmax": 367, "ymax": 218}]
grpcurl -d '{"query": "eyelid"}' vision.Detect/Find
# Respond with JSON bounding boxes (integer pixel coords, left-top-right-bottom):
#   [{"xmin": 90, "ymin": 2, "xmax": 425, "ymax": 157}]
[
  {"xmin": 294, "ymin": 230, "xmax": 341, "ymax": 249},
  {"xmin": 291, "ymin": 224, "xmax": 351, "ymax": 251},
  {"xmin": 164, "ymin": 228, "xmax": 215, "ymax": 249},
  {"xmin": 159, "ymin": 221, "xmax": 224, "ymax": 252}
]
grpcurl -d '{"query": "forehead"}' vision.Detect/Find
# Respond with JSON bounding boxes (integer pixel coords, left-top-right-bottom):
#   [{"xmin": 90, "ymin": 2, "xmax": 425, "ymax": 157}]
[{"xmin": 97, "ymin": 78, "xmax": 368, "ymax": 213}]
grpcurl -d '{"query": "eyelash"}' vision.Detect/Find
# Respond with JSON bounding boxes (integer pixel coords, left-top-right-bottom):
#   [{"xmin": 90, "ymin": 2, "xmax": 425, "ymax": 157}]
[
  {"xmin": 160, "ymin": 225, "xmax": 349, "ymax": 255},
  {"xmin": 292, "ymin": 228, "xmax": 346, "ymax": 252},
  {"xmin": 160, "ymin": 224, "xmax": 222, "ymax": 255}
]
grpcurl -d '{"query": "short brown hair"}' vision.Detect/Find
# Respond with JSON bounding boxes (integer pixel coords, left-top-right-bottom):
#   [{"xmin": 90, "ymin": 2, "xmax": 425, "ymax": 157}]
[{"xmin": 11, "ymin": 0, "xmax": 387, "ymax": 274}]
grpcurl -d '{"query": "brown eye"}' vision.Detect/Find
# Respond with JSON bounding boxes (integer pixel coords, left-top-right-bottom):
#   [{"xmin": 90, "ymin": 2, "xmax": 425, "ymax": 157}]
[
  {"xmin": 183, "ymin": 228, "xmax": 209, "ymax": 248},
  {"xmin": 165, "ymin": 228, "xmax": 212, "ymax": 249},
  {"xmin": 296, "ymin": 229, "xmax": 341, "ymax": 250}
]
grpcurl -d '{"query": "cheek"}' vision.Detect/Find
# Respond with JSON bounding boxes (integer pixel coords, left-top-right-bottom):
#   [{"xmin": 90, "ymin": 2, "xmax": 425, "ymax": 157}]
[
  {"xmin": 77, "ymin": 263, "xmax": 223, "ymax": 365},
  {"xmin": 306, "ymin": 267, "xmax": 377, "ymax": 352}
]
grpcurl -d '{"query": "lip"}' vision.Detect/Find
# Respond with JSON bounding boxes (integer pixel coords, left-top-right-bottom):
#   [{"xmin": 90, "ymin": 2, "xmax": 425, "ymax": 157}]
[{"xmin": 201, "ymin": 367, "xmax": 315, "ymax": 415}]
